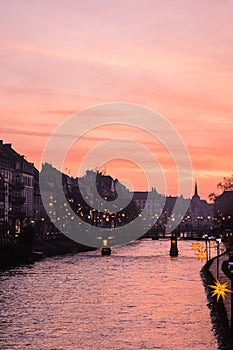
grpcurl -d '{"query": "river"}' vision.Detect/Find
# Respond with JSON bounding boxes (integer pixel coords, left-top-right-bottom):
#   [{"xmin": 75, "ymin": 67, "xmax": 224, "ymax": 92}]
[{"xmin": 0, "ymin": 239, "xmax": 218, "ymax": 350}]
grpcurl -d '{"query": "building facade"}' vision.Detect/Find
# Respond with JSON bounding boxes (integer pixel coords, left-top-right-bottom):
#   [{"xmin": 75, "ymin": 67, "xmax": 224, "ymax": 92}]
[
  {"xmin": 132, "ymin": 182, "xmax": 214, "ymax": 233},
  {"xmin": 0, "ymin": 140, "xmax": 38, "ymax": 235},
  {"xmin": 185, "ymin": 182, "xmax": 214, "ymax": 228},
  {"xmin": 0, "ymin": 151, "xmax": 14, "ymax": 235},
  {"xmin": 214, "ymin": 190, "xmax": 233, "ymax": 230}
]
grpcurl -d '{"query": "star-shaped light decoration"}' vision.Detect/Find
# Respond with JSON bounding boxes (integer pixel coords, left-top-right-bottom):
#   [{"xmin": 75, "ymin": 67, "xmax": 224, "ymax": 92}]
[
  {"xmin": 197, "ymin": 249, "xmax": 207, "ymax": 261},
  {"xmin": 191, "ymin": 242, "xmax": 204, "ymax": 252},
  {"xmin": 191, "ymin": 243, "xmax": 199, "ymax": 251},
  {"xmin": 209, "ymin": 279, "xmax": 232, "ymax": 302}
]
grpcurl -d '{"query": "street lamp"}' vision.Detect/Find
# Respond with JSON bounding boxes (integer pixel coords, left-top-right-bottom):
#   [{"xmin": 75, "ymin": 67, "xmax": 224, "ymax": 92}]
[
  {"xmin": 208, "ymin": 237, "xmax": 215, "ymax": 260},
  {"xmin": 216, "ymin": 236, "xmax": 221, "ymax": 279},
  {"xmin": 228, "ymin": 260, "xmax": 233, "ymax": 335},
  {"xmin": 204, "ymin": 234, "xmax": 209, "ymax": 262}
]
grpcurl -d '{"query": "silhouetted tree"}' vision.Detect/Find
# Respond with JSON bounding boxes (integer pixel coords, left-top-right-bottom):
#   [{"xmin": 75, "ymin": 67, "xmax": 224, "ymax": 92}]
[
  {"xmin": 208, "ymin": 192, "xmax": 216, "ymax": 203},
  {"xmin": 217, "ymin": 174, "xmax": 233, "ymax": 191}
]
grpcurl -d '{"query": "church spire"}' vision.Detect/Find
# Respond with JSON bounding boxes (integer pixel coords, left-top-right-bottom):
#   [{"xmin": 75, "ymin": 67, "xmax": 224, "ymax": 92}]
[
  {"xmin": 194, "ymin": 180, "xmax": 198, "ymax": 196},
  {"xmin": 192, "ymin": 180, "xmax": 200, "ymax": 200}
]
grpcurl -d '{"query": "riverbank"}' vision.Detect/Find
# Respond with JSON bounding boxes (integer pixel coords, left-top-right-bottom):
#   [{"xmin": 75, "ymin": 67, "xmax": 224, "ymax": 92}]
[
  {"xmin": 0, "ymin": 236, "xmax": 95, "ymax": 269},
  {"xmin": 201, "ymin": 252, "xmax": 233, "ymax": 349}
]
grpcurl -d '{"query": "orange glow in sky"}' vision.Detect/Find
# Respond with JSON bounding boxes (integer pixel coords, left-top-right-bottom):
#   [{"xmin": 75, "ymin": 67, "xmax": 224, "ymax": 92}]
[{"xmin": 0, "ymin": 0, "xmax": 232, "ymax": 200}]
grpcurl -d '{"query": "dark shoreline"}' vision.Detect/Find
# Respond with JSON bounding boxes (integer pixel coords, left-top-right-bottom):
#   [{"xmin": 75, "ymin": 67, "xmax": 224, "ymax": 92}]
[
  {"xmin": 201, "ymin": 258, "xmax": 233, "ymax": 350},
  {"xmin": 0, "ymin": 237, "xmax": 95, "ymax": 269}
]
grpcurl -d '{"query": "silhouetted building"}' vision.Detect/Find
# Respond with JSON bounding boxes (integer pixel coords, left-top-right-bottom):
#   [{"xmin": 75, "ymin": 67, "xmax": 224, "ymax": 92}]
[
  {"xmin": 214, "ymin": 190, "xmax": 233, "ymax": 229},
  {"xmin": 132, "ymin": 182, "xmax": 213, "ymax": 231},
  {"xmin": 0, "ymin": 139, "xmax": 216, "ymax": 240},
  {"xmin": 0, "ymin": 141, "xmax": 34, "ymax": 219},
  {"xmin": 0, "ymin": 140, "xmax": 39, "ymax": 235},
  {"xmin": 0, "ymin": 151, "xmax": 14, "ymax": 234},
  {"xmin": 133, "ymin": 188, "xmax": 164, "ymax": 218},
  {"xmin": 186, "ymin": 182, "xmax": 213, "ymax": 228}
]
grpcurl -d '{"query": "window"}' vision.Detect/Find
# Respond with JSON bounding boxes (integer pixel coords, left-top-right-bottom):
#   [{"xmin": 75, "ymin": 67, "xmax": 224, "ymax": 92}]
[
  {"xmin": 25, "ymin": 189, "xmax": 33, "ymax": 203},
  {"xmin": 0, "ymin": 208, "xmax": 5, "ymax": 218},
  {"xmin": 23, "ymin": 175, "xmax": 32, "ymax": 187}
]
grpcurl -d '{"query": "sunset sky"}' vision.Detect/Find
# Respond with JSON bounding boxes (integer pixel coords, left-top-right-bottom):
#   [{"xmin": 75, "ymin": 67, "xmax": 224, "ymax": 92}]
[{"xmin": 0, "ymin": 0, "xmax": 232, "ymax": 200}]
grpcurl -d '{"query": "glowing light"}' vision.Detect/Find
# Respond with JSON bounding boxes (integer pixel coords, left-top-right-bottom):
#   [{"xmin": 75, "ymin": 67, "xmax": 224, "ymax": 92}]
[
  {"xmin": 197, "ymin": 249, "xmax": 207, "ymax": 261},
  {"xmin": 102, "ymin": 239, "xmax": 108, "ymax": 247},
  {"xmin": 192, "ymin": 243, "xmax": 198, "ymax": 251},
  {"xmin": 209, "ymin": 279, "xmax": 232, "ymax": 302},
  {"xmin": 191, "ymin": 243, "xmax": 204, "ymax": 251}
]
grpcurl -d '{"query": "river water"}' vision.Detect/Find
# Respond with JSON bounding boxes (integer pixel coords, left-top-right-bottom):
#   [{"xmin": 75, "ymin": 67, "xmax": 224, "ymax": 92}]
[{"xmin": 0, "ymin": 239, "xmax": 218, "ymax": 350}]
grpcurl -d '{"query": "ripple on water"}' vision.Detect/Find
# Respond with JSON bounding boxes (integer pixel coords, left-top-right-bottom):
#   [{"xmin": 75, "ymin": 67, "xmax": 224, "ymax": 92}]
[{"xmin": 0, "ymin": 240, "xmax": 218, "ymax": 350}]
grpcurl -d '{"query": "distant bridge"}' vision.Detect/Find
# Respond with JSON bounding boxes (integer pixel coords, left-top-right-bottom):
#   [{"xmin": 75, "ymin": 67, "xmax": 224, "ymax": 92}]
[{"xmin": 143, "ymin": 226, "xmax": 214, "ymax": 240}]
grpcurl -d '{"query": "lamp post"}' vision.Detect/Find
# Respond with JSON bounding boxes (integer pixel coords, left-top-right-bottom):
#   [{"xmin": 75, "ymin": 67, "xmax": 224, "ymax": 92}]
[
  {"xmin": 209, "ymin": 237, "xmax": 213, "ymax": 260},
  {"xmin": 204, "ymin": 234, "xmax": 209, "ymax": 262},
  {"xmin": 228, "ymin": 260, "xmax": 233, "ymax": 335},
  {"xmin": 216, "ymin": 236, "xmax": 221, "ymax": 279}
]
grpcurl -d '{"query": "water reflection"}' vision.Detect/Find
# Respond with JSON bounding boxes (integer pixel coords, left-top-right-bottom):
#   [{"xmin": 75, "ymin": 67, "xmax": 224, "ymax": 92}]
[{"xmin": 0, "ymin": 239, "xmax": 218, "ymax": 350}]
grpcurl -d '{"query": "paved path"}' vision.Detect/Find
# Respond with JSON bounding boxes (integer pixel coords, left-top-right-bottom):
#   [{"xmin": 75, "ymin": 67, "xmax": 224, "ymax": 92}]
[{"xmin": 209, "ymin": 253, "xmax": 232, "ymax": 326}]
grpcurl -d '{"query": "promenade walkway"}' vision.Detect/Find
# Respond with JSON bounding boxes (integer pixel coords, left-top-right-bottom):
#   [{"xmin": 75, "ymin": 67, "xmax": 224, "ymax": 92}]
[{"xmin": 209, "ymin": 252, "xmax": 232, "ymax": 327}]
